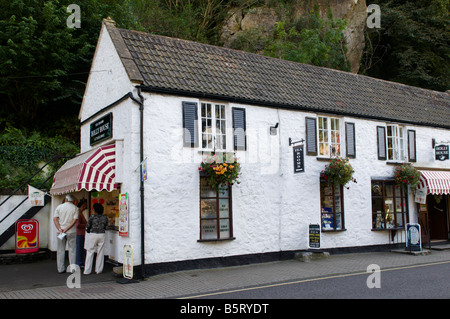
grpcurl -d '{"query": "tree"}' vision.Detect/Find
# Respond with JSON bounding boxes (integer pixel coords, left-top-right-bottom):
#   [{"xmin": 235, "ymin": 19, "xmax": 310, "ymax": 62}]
[{"xmin": 363, "ymin": 0, "xmax": 449, "ymax": 91}]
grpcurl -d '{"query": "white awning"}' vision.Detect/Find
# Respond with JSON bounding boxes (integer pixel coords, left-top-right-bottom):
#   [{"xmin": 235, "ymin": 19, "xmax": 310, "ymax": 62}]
[{"xmin": 50, "ymin": 144, "xmax": 117, "ymax": 195}]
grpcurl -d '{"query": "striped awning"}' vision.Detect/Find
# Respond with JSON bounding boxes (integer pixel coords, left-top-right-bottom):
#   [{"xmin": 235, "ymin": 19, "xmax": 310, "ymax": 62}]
[
  {"xmin": 416, "ymin": 170, "xmax": 450, "ymax": 195},
  {"xmin": 50, "ymin": 144, "xmax": 117, "ymax": 195}
]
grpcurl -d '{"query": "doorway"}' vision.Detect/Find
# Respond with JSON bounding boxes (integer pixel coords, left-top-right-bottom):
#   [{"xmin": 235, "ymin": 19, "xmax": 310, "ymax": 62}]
[{"xmin": 427, "ymin": 195, "xmax": 449, "ymax": 240}]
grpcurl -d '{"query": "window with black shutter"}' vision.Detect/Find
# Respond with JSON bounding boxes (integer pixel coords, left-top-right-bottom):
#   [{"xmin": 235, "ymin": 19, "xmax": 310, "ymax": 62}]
[
  {"xmin": 377, "ymin": 126, "xmax": 387, "ymax": 160},
  {"xmin": 305, "ymin": 117, "xmax": 317, "ymax": 155},
  {"xmin": 345, "ymin": 122, "xmax": 356, "ymax": 158},
  {"xmin": 407, "ymin": 130, "xmax": 416, "ymax": 162},
  {"xmin": 232, "ymin": 107, "xmax": 246, "ymax": 151},
  {"xmin": 182, "ymin": 101, "xmax": 198, "ymax": 147}
]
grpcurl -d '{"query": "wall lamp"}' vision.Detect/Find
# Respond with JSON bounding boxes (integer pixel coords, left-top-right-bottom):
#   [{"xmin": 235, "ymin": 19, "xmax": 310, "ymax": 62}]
[{"xmin": 270, "ymin": 123, "xmax": 279, "ymax": 135}]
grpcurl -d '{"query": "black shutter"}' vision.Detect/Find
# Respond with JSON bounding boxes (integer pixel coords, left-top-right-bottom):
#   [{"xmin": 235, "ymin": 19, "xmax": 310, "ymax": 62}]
[
  {"xmin": 345, "ymin": 122, "xmax": 356, "ymax": 158},
  {"xmin": 305, "ymin": 117, "xmax": 317, "ymax": 155},
  {"xmin": 182, "ymin": 101, "xmax": 198, "ymax": 147},
  {"xmin": 232, "ymin": 108, "xmax": 246, "ymax": 151},
  {"xmin": 377, "ymin": 126, "xmax": 386, "ymax": 160},
  {"xmin": 408, "ymin": 130, "xmax": 416, "ymax": 162}
]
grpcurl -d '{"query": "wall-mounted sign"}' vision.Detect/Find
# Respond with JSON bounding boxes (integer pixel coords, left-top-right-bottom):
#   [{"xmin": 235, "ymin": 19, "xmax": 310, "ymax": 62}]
[
  {"xmin": 90, "ymin": 113, "xmax": 113, "ymax": 145},
  {"xmin": 293, "ymin": 145, "xmax": 305, "ymax": 173},
  {"xmin": 309, "ymin": 224, "xmax": 320, "ymax": 249},
  {"xmin": 28, "ymin": 185, "xmax": 44, "ymax": 207},
  {"xmin": 119, "ymin": 193, "xmax": 129, "ymax": 237},
  {"xmin": 435, "ymin": 144, "xmax": 449, "ymax": 161}
]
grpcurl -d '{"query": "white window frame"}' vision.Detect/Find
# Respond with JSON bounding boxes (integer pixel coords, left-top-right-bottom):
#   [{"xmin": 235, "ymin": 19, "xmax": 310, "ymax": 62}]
[
  {"xmin": 199, "ymin": 102, "xmax": 228, "ymax": 151},
  {"xmin": 386, "ymin": 124, "xmax": 406, "ymax": 162},
  {"xmin": 317, "ymin": 116, "xmax": 342, "ymax": 158}
]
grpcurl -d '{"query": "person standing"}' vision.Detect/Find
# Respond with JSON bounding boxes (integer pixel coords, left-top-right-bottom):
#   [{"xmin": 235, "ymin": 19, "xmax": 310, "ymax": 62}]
[
  {"xmin": 75, "ymin": 199, "xmax": 88, "ymax": 268},
  {"xmin": 53, "ymin": 194, "xmax": 78, "ymax": 273},
  {"xmin": 84, "ymin": 203, "xmax": 109, "ymax": 275}
]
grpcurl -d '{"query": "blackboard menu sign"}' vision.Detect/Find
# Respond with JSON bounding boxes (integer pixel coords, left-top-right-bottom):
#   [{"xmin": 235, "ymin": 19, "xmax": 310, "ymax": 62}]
[
  {"xmin": 435, "ymin": 144, "xmax": 449, "ymax": 161},
  {"xmin": 90, "ymin": 113, "xmax": 113, "ymax": 145},
  {"xmin": 309, "ymin": 224, "xmax": 320, "ymax": 249},
  {"xmin": 293, "ymin": 145, "xmax": 305, "ymax": 173}
]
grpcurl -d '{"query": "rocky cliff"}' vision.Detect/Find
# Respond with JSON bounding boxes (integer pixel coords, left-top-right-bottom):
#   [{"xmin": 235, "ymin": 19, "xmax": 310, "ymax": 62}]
[{"xmin": 221, "ymin": 0, "xmax": 367, "ymax": 73}]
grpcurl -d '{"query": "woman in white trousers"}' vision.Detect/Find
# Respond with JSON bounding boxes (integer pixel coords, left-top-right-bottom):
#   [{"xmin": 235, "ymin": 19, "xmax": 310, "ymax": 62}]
[{"xmin": 84, "ymin": 203, "xmax": 109, "ymax": 275}]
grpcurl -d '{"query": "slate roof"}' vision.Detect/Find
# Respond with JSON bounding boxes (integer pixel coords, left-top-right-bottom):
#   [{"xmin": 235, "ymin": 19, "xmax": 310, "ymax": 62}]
[{"xmin": 104, "ymin": 19, "xmax": 450, "ymax": 129}]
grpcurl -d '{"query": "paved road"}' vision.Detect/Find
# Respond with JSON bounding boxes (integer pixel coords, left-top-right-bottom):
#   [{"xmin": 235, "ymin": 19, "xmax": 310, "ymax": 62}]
[{"xmin": 188, "ymin": 260, "xmax": 450, "ymax": 299}]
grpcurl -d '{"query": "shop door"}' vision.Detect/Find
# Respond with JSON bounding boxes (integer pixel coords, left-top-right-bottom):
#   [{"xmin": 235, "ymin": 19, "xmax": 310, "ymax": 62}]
[{"xmin": 427, "ymin": 195, "xmax": 448, "ymax": 240}]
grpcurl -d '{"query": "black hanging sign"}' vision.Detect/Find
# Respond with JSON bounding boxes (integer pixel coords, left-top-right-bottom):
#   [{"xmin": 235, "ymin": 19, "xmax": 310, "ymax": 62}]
[
  {"xmin": 435, "ymin": 144, "xmax": 449, "ymax": 161},
  {"xmin": 293, "ymin": 145, "xmax": 305, "ymax": 173},
  {"xmin": 90, "ymin": 113, "xmax": 113, "ymax": 145}
]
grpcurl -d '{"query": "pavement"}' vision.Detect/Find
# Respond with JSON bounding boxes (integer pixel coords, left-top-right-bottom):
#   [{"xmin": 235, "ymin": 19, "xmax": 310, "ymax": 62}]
[{"xmin": 0, "ymin": 244, "xmax": 450, "ymax": 300}]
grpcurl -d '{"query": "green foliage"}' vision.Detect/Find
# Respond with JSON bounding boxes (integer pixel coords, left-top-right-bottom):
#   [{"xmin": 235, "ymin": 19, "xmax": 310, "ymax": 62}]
[
  {"xmin": 230, "ymin": 6, "xmax": 350, "ymax": 71},
  {"xmin": 363, "ymin": 0, "xmax": 449, "ymax": 91},
  {"xmin": 0, "ymin": 126, "xmax": 79, "ymax": 192},
  {"xmin": 199, "ymin": 153, "xmax": 241, "ymax": 192},
  {"xmin": 394, "ymin": 163, "xmax": 421, "ymax": 189},
  {"xmin": 320, "ymin": 157, "xmax": 357, "ymax": 188}
]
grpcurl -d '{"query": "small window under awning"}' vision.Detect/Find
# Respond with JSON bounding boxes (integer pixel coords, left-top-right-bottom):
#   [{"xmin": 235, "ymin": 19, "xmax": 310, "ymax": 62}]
[
  {"xmin": 416, "ymin": 170, "xmax": 450, "ymax": 195},
  {"xmin": 50, "ymin": 144, "xmax": 117, "ymax": 196}
]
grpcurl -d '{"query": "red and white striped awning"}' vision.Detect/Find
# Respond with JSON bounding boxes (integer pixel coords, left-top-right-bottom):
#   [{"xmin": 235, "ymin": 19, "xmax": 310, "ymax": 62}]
[
  {"xmin": 50, "ymin": 144, "xmax": 117, "ymax": 195},
  {"xmin": 416, "ymin": 170, "xmax": 450, "ymax": 195}
]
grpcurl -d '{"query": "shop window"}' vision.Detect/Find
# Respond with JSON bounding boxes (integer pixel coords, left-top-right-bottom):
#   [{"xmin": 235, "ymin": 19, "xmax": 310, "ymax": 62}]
[
  {"xmin": 199, "ymin": 177, "xmax": 233, "ymax": 241},
  {"xmin": 371, "ymin": 180, "xmax": 408, "ymax": 230},
  {"xmin": 320, "ymin": 180, "xmax": 345, "ymax": 231}
]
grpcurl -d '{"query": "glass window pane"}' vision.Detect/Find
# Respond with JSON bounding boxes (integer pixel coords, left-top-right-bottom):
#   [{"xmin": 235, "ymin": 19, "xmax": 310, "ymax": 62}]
[
  {"xmin": 201, "ymin": 179, "xmax": 216, "ymax": 197},
  {"xmin": 201, "ymin": 199, "xmax": 216, "ymax": 218},
  {"xmin": 396, "ymin": 213, "xmax": 404, "ymax": 227},
  {"xmin": 372, "ymin": 182, "xmax": 383, "ymax": 196},
  {"xmin": 372, "ymin": 197, "xmax": 383, "ymax": 213},
  {"xmin": 373, "ymin": 213, "xmax": 384, "ymax": 229},
  {"xmin": 219, "ymin": 199, "xmax": 229, "ymax": 218},
  {"xmin": 201, "ymin": 220, "xmax": 217, "ymax": 239},
  {"xmin": 219, "ymin": 219, "xmax": 230, "ymax": 238},
  {"xmin": 335, "ymin": 212, "xmax": 342, "ymax": 230},
  {"xmin": 386, "ymin": 184, "xmax": 393, "ymax": 197}
]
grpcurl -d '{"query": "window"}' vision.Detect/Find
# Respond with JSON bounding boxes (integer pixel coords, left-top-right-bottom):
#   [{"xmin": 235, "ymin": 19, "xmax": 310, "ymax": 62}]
[
  {"xmin": 318, "ymin": 116, "xmax": 341, "ymax": 157},
  {"xmin": 201, "ymin": 102, "xmax": 226, "ymax": 151},
  {"xmin": 371, "ymin": 180, "xmax": 408, "ymax": 230},
  {"xmin": 199, "ymin": 177, "xmax": 233, "ymax": 240},
  {"xmin": 320, "ymin": 179, "xmax": 345, "ymax": 230},
  {"xmin": 386, "ymin": 124, "xmax": 405, "ymax": 161},
  {"xmin": 182, "ymin": 101, "xmax": 247, "ymax": 151}
]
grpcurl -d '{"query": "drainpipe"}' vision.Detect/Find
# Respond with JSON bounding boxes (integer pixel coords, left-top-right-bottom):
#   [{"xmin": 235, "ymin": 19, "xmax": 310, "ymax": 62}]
[{"xmin": 130, "ymin": 86, "xmax": 146, "ymax": 279}]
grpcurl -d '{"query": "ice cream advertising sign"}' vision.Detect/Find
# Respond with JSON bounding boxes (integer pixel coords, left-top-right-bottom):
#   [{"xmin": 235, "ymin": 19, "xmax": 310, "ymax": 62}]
[{"xmin": 15, "ymin": 219, "xmax": 39, "ymax": 254}]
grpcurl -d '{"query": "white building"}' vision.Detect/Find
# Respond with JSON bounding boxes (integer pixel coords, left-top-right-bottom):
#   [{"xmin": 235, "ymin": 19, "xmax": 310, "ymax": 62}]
[{"xmin": 49, "ymin": 19, "xmax": 450, "ymax": 277}]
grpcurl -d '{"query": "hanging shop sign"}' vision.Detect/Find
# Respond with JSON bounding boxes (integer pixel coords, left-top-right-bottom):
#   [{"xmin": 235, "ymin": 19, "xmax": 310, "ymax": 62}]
[
  {"xmin": 28, "ymin": 185, "xmax": 45, "ymax": 207},
  {"xmin": 90, "ymin": 113, "xmax": 113, "ymax": 145},
  {"xmin": 15, "ymin": 219, "xmax": 39, "ymax": 254},
  {"xmin": 414, "ymin": 187, "xmax": 427, "ymax": 204},
  {"xmin": 119, "ymin": 193, "xmax": 129, "ymax": 237},
  {"xmin": 309, "ymin": 224, "xmax": 320, "ymax": 249},
  {"xmin": 293, "ymin": 145, "xmax": 305, "ymax": 173},
  {"xmin": 406, "ymin": 223, "xmax": 421, "ymax": 252},
  {"xmin": 123, "ymin": 244, "xmax": 133, "ymax": 279},
  {"xmin": 435, "ymin": 144, "xmax": 449, "ymax": 161}
]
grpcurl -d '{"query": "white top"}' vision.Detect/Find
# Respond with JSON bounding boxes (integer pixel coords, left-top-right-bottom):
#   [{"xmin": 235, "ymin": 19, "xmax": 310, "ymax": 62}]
[{"xmin": 54, "ymin": 202, "xmax": 78, "ymax": 234}]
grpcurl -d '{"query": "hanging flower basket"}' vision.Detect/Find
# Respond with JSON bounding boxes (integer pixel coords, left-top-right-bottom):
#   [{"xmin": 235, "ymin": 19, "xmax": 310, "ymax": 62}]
[
  {"xmin": 199, "ymin": 153, "xmax": 241, "ymax": 191},
  {"xmin": 320, "ymin": 157, "xmax": 357, "ymax": 188},
  {"xmin": 394, "ymin": 163, "xmax": 421, "ymax": 189}
]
